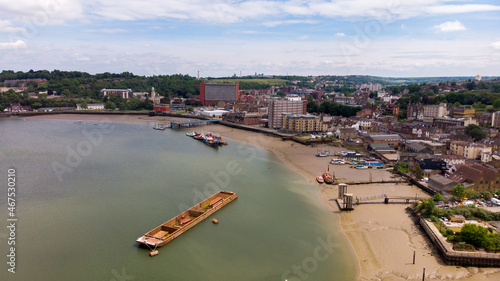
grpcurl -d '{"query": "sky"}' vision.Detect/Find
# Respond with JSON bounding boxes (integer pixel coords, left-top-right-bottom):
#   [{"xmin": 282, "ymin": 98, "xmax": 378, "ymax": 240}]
[{"xmin": 0, "ymin": 0, "xmax": 499, "ymax": 77}]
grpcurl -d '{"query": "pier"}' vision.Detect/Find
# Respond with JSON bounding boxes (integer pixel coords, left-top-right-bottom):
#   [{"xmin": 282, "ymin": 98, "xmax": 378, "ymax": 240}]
[
  {"xmin": 335, "ymin": 183, "xmax": 427, "ymax": 211},
  {"xmin": 170, "ymin": 119, "xmax": 218, "ymax": 129}
]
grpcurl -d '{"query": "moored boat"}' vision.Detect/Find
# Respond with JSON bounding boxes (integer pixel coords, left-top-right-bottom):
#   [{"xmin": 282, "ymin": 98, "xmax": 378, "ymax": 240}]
[
  {"xmin": 136, "ymin": 191, "xmax": 238, "ymax": 249},
  {"xmin": 203, "ymin": 136, "xmax": 219, "ymax": 147},
  {"xmin": 316, "ymin": 175, "xmax": 324, "ymax": 183},
  {"xmin": 186, "ymin": 131, "xmax": 197, "ymax": 137},
  {"xmin": 322, "ymin": 172, "xmax": 334, "ymax": 184}
]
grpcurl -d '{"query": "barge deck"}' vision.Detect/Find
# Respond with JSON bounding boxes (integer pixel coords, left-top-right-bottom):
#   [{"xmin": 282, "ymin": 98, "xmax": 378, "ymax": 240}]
[{"xmin": 136, "ymin": 191, "xmax": 238, "ymax": 248}]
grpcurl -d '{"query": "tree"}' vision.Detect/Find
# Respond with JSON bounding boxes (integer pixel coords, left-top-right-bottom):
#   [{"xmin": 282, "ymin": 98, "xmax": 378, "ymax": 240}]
[
  {"xmin": 465, "ymin": 124, "xmax": 487, "ymax": 141},
  {"xmin": 80, "ymin": 101, "xmax": 88, "ymax": 109},
  {"xmin": 460, "ymin": 224, "xmax": 488, "ymax": 249},
  {"xmin": 413, "ymin": 163, "xmax": 423, "ymax": 180},
  {"xmin": 493, "ymin": 98, "xmax": 500, "ymax": 109},
  {"xmin": 433, "ymin": 193, "xmax": 445, "ymax": 202},
  {"xmin": 104, "ymin": 101, "xmax": 116, "ymax": 110},
  {"xmin": 452, "ymin": 184, "xmax": 466, "ymax": 201}
]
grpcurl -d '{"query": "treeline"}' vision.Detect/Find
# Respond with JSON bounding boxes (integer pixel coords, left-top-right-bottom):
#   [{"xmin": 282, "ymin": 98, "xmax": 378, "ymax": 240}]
[
  {"xmin": 0, "ymin": 70, "xmax": 200, "ymax": 99},
  {"xmin": 307, "ymin": 100, "xmax": 361, "ymax": 117}
]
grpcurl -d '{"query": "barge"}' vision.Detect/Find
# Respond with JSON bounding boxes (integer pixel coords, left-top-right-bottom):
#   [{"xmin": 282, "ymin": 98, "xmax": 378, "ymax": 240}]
[{"xmin": 136, "ymin": 191, "xmax": 238, "ymax": 248}]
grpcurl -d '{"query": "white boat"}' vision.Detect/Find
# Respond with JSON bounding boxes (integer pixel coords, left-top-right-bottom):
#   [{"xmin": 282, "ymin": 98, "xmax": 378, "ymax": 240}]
[
  {"xmin": 316, "ymin": 151, "xmax": 329, "ymax": 157},
  {"xmin": 330, "ymin": 159, "xmax": 345, "ymax": 165},
  {"xmin": 492, "ymin": 198, "xmax": 500, "ymax": 206},
  {"xmin": 186, "ymin": 131, "xmax": 197, "ymax": 137}
]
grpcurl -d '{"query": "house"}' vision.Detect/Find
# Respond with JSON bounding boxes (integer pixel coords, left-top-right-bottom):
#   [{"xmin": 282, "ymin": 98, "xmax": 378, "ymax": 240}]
[
  {"xmin": 415, "ymin": 154, "xmax": 447, "ymax": 171},
  {"xmin": 450, "ymin": 215, "xmax": 465, "ymax": 223},
  {"xmin": 335, "ymin": 127, "xmax": 358, "ymax": 140},
  {"xmin": 428, "ymin": 174, "xmax": 456, "ymax": 194}
]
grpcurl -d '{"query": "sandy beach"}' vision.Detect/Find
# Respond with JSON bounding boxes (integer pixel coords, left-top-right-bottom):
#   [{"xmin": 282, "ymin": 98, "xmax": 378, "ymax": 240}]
[{"xmin": 25, "ymin": 114, "xmax": 500, "ymax": 280}]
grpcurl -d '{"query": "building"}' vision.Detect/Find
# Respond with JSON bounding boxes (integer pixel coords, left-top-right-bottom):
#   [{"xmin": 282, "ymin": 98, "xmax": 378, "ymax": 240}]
[
  {"xmin": 433, "ymin": 117, "xmax": 476, "ymax": 129},
  {"xmin": 335, "ymin": 128, "xmax": 358, "ymax": 140},
  {"xmin": 222, "ymin": 112, "xmax": 263, "ymax": 125},
  {"xmin": 4, "ymin": 103, "xmax": 31, "ymax": 113},
  {"xmin": 448, "ymin": 164, "xmax": 500, "ymax": 192},
  {"xmin": 365, "ymin": 134, "xmax": 404, "ymax": 149},
  {"xmin": 428, "ymin": 174, "xmax": 457, "ymax": 194},
  {"xmin": 101, "ymin": 89, "xmax": 133, "ymax": 99},
  {"xmin": 76, "ymin": 103, "xmax": 104, "ymax": 110},
  {"xmin": 282, "ymin": 114, "xmax": 327, "ymax": 133},
  {"xmin": 407, "ymin": 104, "xmax": 424, "ymax": 121},
  {"xmin": 423, "ymin": 103, "xmax": 447, "ymax": 119},
  {"xmin": 450, "ymin": 141, "xmax": 492, "ymax": 160},
  {"xmin": 153, "ymin": 104, "xmax": 170, "ymax": 113},
  {"xmin": 492, "ymin": 111, "xmax": 500, "ymax": 128},
  {"xmin": 452, "ymin": 107, "xmax": 475, "ymax": 118},
  {"xmin": 268, "ymin": 97, "xmax": 307, "ymax": 129},
  {"xmin": 200, "ymin": 82, "xmax": 239, "ymax": 106}
]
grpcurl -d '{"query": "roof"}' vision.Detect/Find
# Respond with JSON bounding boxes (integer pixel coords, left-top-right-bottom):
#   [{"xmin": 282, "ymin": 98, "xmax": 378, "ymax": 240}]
[
  {"xmin": 407, "ymin": 142, "xmax": 428, "ymax": 152},
  {"xmin": 368, "ymin": 134, "xmax": 404, "ymax": 142},
  {"xmin": 429, "ymin": 174, "xmax": 455, "ymax": 185}
]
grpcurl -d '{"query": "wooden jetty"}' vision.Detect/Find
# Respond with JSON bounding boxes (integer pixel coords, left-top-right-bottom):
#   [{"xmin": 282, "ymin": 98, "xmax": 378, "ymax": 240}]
[
  {"xmin": 170, "ymin": 119, "xmax": 218, "ymax": 129},
  {"xmin": 136, "ymin": 191, "xmax": 237, "ymax": 251}
]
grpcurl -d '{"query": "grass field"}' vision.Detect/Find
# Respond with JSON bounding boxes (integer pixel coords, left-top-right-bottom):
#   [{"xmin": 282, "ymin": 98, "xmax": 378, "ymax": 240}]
[{"xmin": 207, "ymin": 78, "xmax": 287, "ymax": 86}]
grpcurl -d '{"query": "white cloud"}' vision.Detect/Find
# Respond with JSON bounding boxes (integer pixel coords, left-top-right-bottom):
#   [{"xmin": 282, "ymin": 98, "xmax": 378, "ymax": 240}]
[
  {"xmin": 0, "ymin": 20, "xmax": 26, "ymax": 33},
  {"xmin": 298, "ymin": 35, "xmax": 309, "ymax": 40},
  {"xmin": 0, "ymin": 39, "xmax": 27, "ymax": 50},
  {"xmin": 76, "ymin": 56, "xmax": 90, "ymax": 61},
  {"xmin": 262, "ymin": 19, "xmax": 319, "ymax": 27},
  {"xmin": 490, "ymin": 41, "xmax": 500, "ymax": 50},
  {"xmin": 335, "ymin": 32, "xmax": 345, "ymax": 37},
  {"xmin": 84, "ymin": 28, "xmax": 128, "ymax": 33},
  {"xmin": 0, "ymin": 1, "xmax": 497, "ymax": 26},
  {"xmin": 434, "ymin": 20, "xmax": 466, "ymax": 32}
]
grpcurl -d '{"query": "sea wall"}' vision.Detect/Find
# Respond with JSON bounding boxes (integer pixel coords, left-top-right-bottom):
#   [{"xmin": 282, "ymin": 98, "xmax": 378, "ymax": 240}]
[{"xmin": 419, "ymin": 217, "xmax": 500, "ymax": 267}]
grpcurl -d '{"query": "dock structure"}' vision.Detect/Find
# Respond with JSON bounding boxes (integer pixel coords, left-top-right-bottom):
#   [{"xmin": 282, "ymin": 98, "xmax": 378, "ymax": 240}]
[
  {"xmin": 170, "ymin": 119, "xmax": 218, "ymax": 129},
  {"xmin": 136, "ymin": 191, "xmax": 237, "ymax": 252},
  {"xmin": 336, "ymin": 183, "xmax": 354, "ymax": 211}
]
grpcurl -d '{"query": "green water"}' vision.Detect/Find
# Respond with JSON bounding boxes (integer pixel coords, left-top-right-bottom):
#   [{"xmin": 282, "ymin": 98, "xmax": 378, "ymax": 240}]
[{"xmin": 0, "ymin": 118, "xmax": 356, "ymax": 280}]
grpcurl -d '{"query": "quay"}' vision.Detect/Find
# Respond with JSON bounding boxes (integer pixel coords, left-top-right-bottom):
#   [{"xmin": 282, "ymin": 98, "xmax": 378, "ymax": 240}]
[{"xmin": 136, "ymin": 191, "xmax": 237, "ymax": 252}]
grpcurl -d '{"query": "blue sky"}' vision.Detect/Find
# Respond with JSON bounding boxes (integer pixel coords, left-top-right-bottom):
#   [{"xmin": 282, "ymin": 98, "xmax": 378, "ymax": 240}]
[{"xmin": 0, "ymin": 0, "xmax": 499, "ymax": 77}]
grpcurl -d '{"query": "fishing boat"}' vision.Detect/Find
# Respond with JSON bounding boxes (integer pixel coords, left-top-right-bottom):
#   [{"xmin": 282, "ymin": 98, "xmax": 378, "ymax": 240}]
[
  {"xmin": 136, "ymin": 191, "xmax": 238, "ymax": 249},
  {"xmin": 203, "ymin": 136, "xmax": 219, "ymax": 147},
  {"xmin": 316, "ymin": 175, "xmax": 324, "ymax": 183}
]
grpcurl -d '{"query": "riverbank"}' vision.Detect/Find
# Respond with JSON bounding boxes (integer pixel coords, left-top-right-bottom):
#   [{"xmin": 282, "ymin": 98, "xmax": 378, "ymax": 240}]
[{"xmin": 25, "ymin": 114, "xmax": 500, "ymax": 280}]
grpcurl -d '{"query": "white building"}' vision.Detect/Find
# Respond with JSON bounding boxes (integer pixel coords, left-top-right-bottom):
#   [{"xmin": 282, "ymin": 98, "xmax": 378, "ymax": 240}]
[{"xmin": 76, "ymin": 103, "xmax": 105, "ymax": 110}]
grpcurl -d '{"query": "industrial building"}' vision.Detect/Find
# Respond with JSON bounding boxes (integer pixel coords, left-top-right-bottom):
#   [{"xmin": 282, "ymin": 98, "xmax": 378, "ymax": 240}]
[{"xmin": 200, "ymin": 82, "xmax": 239, "ymax": 106}]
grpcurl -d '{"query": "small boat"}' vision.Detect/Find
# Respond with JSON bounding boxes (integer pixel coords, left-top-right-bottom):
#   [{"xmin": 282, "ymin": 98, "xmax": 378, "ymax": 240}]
[
  {"xmin": 194, "ymin": 133, "xmax": 206, "ymax": 140},
  {"xmin": 94, "ymin": 123, "xmax": 98, "ymax": 125},
  {"xmin": 212, "ymin": 219, "xmax": 219, "ymax": 224},
  {"xmin": 330, "ymin": 159, "xmax": 345, "ymax": 165},
  {"xmin": 316, "ymin": 175, "xmax": 324, "ymax": 183},
  {"xmin": 153, "ymin": 123, "xmax": 167, "ymax": 130},
  {"xmin": 316, "ymin": 151, "xmax": 329, "ymax": 157},
  {"xmin": 219, "ymin": 141, "xmax": 228, "ymax": 146},
  {"xmin": 186, "ymin": 131, "xmax": 197, "ymax": 137},
  {"xmin": 356, "ymin": 165, "xmax": 368, "ymax": 169},
  {"xmin": 203, "ymin": 136, "xmax": 219, "ymax": 147}
]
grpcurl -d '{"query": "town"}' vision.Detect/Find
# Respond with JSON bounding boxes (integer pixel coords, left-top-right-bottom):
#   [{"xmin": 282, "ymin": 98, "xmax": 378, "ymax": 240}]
[{"xmin": 2, "ymin": 70, "xmax": 500, "ymax": 271}]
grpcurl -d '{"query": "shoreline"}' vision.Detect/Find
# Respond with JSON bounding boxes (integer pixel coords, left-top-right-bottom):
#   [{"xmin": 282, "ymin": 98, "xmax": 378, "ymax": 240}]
[{"xmin": 22, "ymin": 114, "xmax": 500, "ymax": 280}]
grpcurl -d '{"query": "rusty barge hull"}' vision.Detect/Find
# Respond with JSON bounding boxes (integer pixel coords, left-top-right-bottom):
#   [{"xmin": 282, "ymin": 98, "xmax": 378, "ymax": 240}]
[{"xmin": 136, "ymin": 191, "xmax": 238, "ymax": 248}]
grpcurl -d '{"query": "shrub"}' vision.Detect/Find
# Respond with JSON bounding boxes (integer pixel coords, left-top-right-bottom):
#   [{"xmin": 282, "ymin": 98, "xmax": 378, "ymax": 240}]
[{"xmin": 453, "ymin": 242, "xmax": 476, "ymax": 252}]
